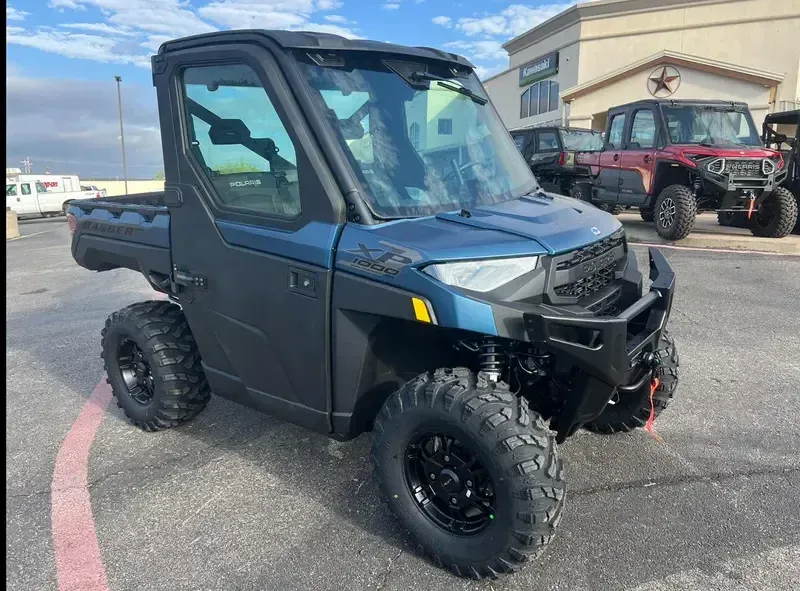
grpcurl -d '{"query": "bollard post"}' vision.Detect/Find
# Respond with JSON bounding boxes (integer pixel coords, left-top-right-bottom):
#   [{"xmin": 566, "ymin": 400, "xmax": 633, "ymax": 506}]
[{"xmin": 7, "ymin": 207, "xmax": 20, "ymax": 240}]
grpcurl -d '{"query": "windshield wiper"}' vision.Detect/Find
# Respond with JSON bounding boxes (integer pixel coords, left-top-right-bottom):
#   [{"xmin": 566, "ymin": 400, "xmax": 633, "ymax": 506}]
[{"xmin": 409, "ymin": 71, "xmax": 487, "ymax": 105}]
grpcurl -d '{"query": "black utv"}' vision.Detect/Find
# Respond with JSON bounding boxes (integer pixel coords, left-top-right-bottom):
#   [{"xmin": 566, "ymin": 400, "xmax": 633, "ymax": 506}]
[
  {"xmin": 719, "ymin": 109, "xmax": 800, "ymax": 234},
  {"xmin": 67, "ymin": 30, "xmax": 681, "ymax": 579}
]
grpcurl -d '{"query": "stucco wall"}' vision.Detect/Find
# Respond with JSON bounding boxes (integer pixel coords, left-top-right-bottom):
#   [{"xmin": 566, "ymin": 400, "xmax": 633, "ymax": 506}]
[
  {"xmin": 567, "ymin": 65, "xmax": 773, "ymax": 131},
  {"xmin": 484, "ymin": 40, "xmax": 580, "ymax": 130},
  {"xmin": 577, "ymin": 0, "xmax": 800, "ymax": 103}
]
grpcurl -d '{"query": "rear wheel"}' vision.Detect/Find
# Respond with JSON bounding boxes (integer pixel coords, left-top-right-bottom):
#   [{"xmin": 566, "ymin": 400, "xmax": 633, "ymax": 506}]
[
  {"xmin": 371, "ymin": 369, "xmax": 565, "ymax": 579},
  {"xmin": 102, "ymin": 300, "xmax": 211, "ymax": 431},
  {"xmin": 654, "ymin": 185, "xmax": 696, "ymax": 240},
  {"xmin": 586, "ymin": 332, "xmax": 679, "ymax": 434},
  {"xmin": 749, "ymin": 186, "xmax": 798, "ymax": 238}
]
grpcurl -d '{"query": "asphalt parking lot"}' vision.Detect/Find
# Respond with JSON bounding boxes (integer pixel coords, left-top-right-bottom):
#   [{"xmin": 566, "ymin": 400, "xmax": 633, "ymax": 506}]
[{"xmin": 6, "ymin": 216, "xmax": 800, "ymax": 591}]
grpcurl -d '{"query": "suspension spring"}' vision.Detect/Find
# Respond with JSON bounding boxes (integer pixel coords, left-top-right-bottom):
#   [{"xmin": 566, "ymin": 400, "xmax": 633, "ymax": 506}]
[{"xmin": 478, "ymin": 339, "xmax": 507, "ymax": 381}]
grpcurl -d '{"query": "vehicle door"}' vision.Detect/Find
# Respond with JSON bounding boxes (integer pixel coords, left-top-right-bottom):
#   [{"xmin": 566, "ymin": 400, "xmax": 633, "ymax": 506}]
[
  {"xmin": 532, "ymin": 129, "xmax": 562, "ymax": 174},
  {"xmin": 156, "ymin": 44, "xmax": 345, "ymax": 432},
  {"xmin": 35, "ymin": 182, "xmax": 63, "ymax": 213},
  {"xmin": 8, "ymin": 182, "xmax": 40, "ymax": 215},
  {"xmin": 596, "ymin": 109, "xmax": 627, "ymax": 203},
  {"xmin": 618, "ymin": 107, "xmax": 658, "ymax": 205}
]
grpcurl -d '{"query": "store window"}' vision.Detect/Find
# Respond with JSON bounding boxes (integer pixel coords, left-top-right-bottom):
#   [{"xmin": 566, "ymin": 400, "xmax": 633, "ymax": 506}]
[
  {"xmin": 519, "ymin": 79, "xmax": 560, "ymax": 120},
  {"xmin": 438, "ymin": 118, "xmax": 452, "ymax": 135}
]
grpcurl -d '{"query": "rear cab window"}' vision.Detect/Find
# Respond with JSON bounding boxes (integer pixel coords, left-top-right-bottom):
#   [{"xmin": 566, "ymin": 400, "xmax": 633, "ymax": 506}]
[
  {"xmin": 536, "ymin": 130, "xmax": 560, "ymax": 152},
  {"xmin": 559, "ymin": 130, "xmax": 604, "ymax": 151}
]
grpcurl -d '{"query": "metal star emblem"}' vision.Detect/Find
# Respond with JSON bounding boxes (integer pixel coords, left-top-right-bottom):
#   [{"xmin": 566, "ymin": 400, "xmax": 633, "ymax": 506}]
[{"xmin": 648, "ymin": 66, "xmax": 680, "ymax": 97}]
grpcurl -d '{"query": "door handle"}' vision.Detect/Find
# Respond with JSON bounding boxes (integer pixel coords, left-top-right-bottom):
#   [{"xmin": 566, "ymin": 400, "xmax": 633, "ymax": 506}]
[
  {"xmin": 643, "ymin": 155, "xmax": 653, "ymax": 163},
  {"xmin": 613, "ymin": 153, "xmax": 620, "ymax": 162}
]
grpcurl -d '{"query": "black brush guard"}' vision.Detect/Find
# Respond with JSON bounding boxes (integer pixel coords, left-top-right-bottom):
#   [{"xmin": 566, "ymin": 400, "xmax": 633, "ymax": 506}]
[{"xmin": 523, "ymin": 248, "xmax": 675, "ymax": 440}]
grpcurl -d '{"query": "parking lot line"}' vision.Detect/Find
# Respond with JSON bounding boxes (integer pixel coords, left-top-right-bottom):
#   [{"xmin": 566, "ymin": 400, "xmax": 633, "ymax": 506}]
[{"xmin": 51, "ymin": 379, "xmax": 112, "ymax": 591}]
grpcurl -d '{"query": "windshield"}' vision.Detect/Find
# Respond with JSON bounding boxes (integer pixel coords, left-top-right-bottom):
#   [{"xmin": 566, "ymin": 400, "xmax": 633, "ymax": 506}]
[
  {"xmin": 661, "ymin": 105, "xmax": 760, "ymax": 146},
  {"xmin": 295, "ymin": 53, "xmax": 537, "ymax": 218},
  {"xmin": 559, "ymin": 129, "xmax": 603, "ymax": 151}
]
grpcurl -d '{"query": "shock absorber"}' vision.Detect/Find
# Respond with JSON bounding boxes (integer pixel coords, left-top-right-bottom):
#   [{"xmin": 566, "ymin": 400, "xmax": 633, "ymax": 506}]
[
  {"xmin": 692, "ymin": 176, "xmax": 702, "ymax": 196},
  {"xmin": 478, "ymin": 339, "xmax": 507, "ymax": 382}
]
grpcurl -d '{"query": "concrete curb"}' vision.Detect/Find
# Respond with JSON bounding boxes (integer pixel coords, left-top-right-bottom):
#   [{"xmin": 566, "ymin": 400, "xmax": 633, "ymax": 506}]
[
  {"xmin": 7, "ymin": 208, "xmax": 20, "ymax": 240},
  {"xmin": 619, "ymin": 213, "xmax": 800, "ymax": 256}
]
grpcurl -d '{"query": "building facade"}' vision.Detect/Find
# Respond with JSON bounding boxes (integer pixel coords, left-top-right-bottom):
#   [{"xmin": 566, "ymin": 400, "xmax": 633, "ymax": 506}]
[{"xmin": 483, "ymin": 0, "xmax": 800, "ymax": 133}]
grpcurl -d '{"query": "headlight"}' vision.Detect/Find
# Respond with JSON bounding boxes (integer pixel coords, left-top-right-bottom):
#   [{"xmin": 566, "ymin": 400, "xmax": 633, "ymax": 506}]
[{"xmin": 422, "ymin": 256, "xmax": 539, "ymax": 292}]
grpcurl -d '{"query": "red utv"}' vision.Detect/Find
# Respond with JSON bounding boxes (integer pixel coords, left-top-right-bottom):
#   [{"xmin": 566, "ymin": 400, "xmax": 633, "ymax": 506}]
[{"xmin": 570, "ymin": 99, "xmax": 796, "ymax": 240}]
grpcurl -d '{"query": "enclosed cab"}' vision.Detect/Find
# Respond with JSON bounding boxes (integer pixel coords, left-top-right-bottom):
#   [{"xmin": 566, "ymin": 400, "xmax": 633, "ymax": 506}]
[
  {"xmin": 509, "ymin": 125, "xmax": 604, "ymax": 197},
  {"xmin": 572, "ymin": 99, "xmax": 796, "ymax": 240},
  {"xmin": 66, "ymin": 30, "xmax": 681, "ymax": 579}
]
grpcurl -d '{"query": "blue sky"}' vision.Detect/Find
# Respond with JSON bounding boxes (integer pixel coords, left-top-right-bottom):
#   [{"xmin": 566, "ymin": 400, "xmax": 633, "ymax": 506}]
[{"xmin": 6, "ymin": 0, "xmax": 580, "ymax": 178}]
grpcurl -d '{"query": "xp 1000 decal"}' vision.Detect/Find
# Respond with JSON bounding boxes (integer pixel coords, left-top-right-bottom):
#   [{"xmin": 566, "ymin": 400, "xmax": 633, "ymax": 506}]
[{"xmin": 342, "ymin": 241, "xmax": 422, "ymax": 278}]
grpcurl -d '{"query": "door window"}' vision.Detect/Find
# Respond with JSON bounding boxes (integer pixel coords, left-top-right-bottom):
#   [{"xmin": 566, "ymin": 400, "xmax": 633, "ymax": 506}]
[
  {"xmin": 513, "ymin": 134, "xmax": 525, "ymax": 152},
  {"xmin": 607, "ymin": 114, "xmax": 626, "ymax": 149},
  {"xmin": 181, "ymin": 63, "xmax": 301, "ymax": 218},
  {"xmin": 6, "ymin": 184, "xmax": 17, "ymax": 196},
  {"xmin": 21, "ymin": 184, "xmax": 31, "ymax": 195},
  {"xmin": 537, "ymin": 131, "xmax": 559, "ymax": 152},
  {"xmin": 629, "ymin": 110, "xmax": 656, "ymax": 148}
]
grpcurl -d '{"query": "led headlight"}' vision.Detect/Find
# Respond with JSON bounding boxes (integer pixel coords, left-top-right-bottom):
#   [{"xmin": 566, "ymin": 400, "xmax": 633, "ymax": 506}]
[{"xmin": 422, "ymin": 256, "xmax": 539, "ymax": 293}]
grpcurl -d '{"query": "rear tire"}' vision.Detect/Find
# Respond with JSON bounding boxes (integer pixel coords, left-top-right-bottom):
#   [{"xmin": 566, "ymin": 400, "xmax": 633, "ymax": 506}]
[
  {"xmin": 749, "ymin": 186, "xmax": 798, "ymax": 238},
  {"xmin": 654, "ymin": 185, "xmax": 696, "ymax": 240},
  {"xmin": 570, "ymin": 182, "xmax": 593, "ymax": 203},
  {"xmin": 716, "ymin": 211, "xmax": 747, "ymax": 228},
  {"xmin": 586, "ymin": 332, "xmax": 679, "ymax": 434},
  {"xmin": 371, "ymin": 368, "xmax": 565, "ymax": 579},
  {"xmin": 639, "ymin": 208, "xmax": 654, "ymax": 222},
  {"xmin": 102, "ymin": 300, "xmax": 211, "ymax": 431}
]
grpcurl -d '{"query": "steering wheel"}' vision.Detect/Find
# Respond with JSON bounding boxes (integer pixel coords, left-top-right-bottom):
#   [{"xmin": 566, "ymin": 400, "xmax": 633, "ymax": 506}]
[{"xmin": 444, "ymin": 160, "xmax": 477, "ymax": 185}]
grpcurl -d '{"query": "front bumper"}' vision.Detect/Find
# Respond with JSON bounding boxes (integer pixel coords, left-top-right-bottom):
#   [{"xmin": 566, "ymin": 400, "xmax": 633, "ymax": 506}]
[{"xmin": 522, "ymin": 248, "xmax": 675, "ymax": 440}]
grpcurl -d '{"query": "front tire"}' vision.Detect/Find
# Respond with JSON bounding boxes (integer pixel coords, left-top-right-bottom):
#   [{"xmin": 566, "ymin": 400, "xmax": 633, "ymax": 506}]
[
  {"xmin": 654, "ymin": 185, "xmax": 696, "ymax": 240},
  {"xmin": 586, "ymin": 332, "xmax": 679, "ymax": 434},
  {"xmin": 749, "ymin": 186, "xmax": 798, "ymax": 238},
  {"xmin": 102, "ymin": 300, "xmax": 211, "ymax": 431},
  {"xmin": 371, "ymin": 369, "xmax": 565, "ymax": 579}
]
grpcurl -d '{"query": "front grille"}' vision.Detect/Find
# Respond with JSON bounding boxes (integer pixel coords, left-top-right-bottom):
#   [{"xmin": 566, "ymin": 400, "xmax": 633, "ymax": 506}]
[
  {"xmin": 556, "ymin": 229, "xmax": 625, "ymax": 271},
  {"xmin": 725, "ymin": 159, "xmax": 764, "ymax": 177},
  {"xmin": 555, "ymin": 261, "xmax": 616, "ymax": 298}
]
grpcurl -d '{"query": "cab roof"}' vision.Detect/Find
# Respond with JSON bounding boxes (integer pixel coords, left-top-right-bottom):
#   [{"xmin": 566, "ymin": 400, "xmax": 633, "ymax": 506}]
[
  {"xmin": 157, "ymin": 29, "xmax": 474, "ymax": 69},
  {"xmin": 615, "ymin": 98, "xmax": 750, "ymax": 110}
]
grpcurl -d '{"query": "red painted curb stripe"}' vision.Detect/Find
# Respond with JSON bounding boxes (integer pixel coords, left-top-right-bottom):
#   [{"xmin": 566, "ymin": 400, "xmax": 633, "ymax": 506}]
[{"xmin": 51, "ymin": 380, "xmax": 112, "ymax": 591}]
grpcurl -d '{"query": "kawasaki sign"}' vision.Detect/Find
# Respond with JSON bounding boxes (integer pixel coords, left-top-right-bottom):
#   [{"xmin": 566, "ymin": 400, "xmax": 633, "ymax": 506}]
[{"xmin": 518, "ymin": 51, "xmax": 559, "ymax": 87}]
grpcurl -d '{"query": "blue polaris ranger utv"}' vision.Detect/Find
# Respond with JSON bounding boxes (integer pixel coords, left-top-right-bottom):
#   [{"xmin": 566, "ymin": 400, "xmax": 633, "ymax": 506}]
[{"xmin": 68, "ymin": 30, "xmax": 680, "ymax": 579}]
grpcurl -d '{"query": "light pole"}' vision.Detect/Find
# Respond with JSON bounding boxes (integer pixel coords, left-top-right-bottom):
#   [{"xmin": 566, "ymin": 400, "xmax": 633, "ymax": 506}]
[{"xmin": 114, "ymin": 75, "xmax": 129, "ymax": 195}]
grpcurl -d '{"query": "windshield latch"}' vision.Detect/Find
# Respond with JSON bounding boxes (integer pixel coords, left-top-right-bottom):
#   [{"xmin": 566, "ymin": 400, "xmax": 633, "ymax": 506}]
[{"xmin": 459, "ymin": 209, "xmax": 472, "ymax": 218}]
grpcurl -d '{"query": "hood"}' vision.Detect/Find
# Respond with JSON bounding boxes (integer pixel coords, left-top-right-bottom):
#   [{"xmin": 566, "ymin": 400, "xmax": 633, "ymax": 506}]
[{"xmin": 436, "ymin": 193, "xmax": 622, "ymax": 255}]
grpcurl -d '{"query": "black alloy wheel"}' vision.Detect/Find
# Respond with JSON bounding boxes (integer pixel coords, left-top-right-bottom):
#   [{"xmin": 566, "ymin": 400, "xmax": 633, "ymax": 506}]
[
  {"xmin": 117, "ymin": 339, "xmax": 155, "ymax": 405},
  {"xmin": 404, "ymin": 432, "xmax": 495, "ymax": 536}
]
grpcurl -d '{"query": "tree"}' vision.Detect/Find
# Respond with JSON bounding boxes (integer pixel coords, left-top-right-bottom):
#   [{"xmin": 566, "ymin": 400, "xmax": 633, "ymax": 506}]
[
  {"xmin": 153, "ymin": 170, "xmax": 165, "ymax": 180},
  {"xmin": 215, "ymin": 160, "xmax": 262, "ymax": 174}
]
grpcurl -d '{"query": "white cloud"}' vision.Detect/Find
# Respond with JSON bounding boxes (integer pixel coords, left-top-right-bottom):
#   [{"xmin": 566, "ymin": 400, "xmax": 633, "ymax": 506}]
[
  {"xmin": 474, "ymin": 64, "xmax": 504, "ymax": 81},
  {"xmin": 47, "ymin": 0, "xmax": 85, "ymax": 9},
  {"xmin": 324, "ymin": 14, "xmax": 350, "ymax": 24},
  {"xmin": 443, "ymin": 39, "xmax": 506, "ymax": 62},
  {"xmin": 60, "ymin": 22, "xmax": 138, "ymax": 36},
  {"xmin": 455, "ymin": 3, "xmax": 572, "ymax": 38},
  {"xmin": 8, "ymin": 0, "xmax": 362, "ymax": 67},
  {"xmin": 7, "ymin": 4, "xmax": 30, "ymax": 20},
  {"xmin": 431, "ymin": 16, "xmax": 451, "ymax": 27},
  {"xmin": 382, "ymin": 3, "xmax": 400, "ymax": 10}
]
